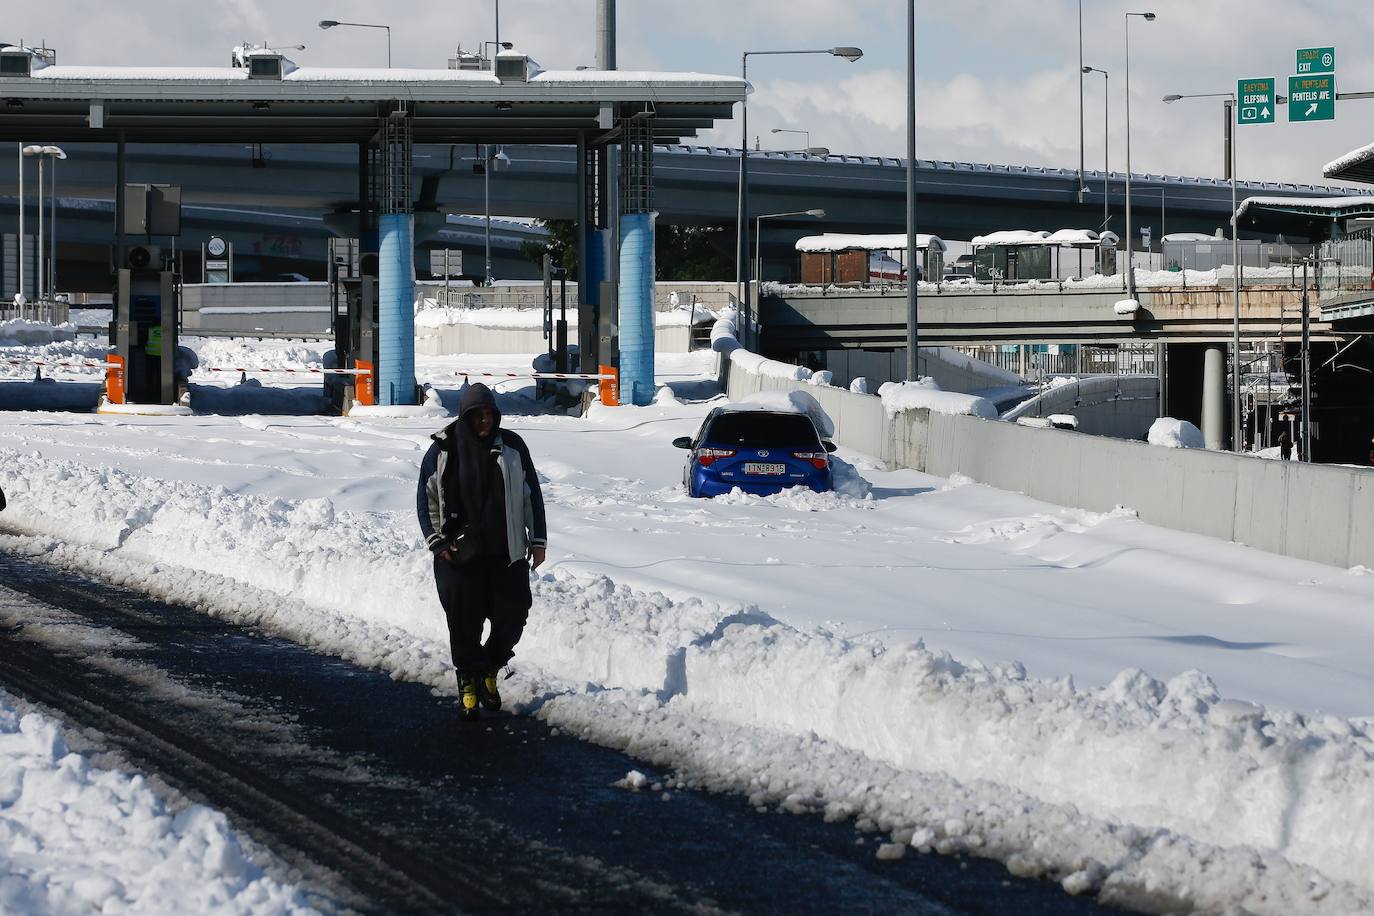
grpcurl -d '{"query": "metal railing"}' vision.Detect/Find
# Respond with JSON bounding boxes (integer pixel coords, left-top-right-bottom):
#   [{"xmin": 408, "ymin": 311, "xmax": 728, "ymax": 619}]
[
  {"xmin": 1, "ymin": 299, "xmax": 71, "ymax": 325},
  {"xmin": 415, "ymin": 283, "xmax": 582, "ymax": 311},
  {"xmin": 954, "ymin": 343, "xmax": 1159, "ymax": 380},
  {"xmin": 1319, "ymin": 227, "xmax": 1374, "ymax": 294}
]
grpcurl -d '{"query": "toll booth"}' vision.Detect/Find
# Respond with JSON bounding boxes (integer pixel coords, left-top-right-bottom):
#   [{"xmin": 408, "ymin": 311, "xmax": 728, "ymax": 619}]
[
  {"xmin": 110, "ymin": 185, "xmax": 186, "ymax": 405},
  {"xmin": 112, "ymin": 245, "xmax": 181, "ymax": 404},
  {"xmin": 328, "ymin": 239, "xmax": 379, "ymax": 413}
]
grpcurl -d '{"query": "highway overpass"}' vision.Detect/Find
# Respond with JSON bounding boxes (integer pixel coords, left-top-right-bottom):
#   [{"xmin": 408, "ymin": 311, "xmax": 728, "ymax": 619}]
[
  {"xmin": 760, "ymin": 283, "xmax": 1331, "ymax": 350},
  {"xmin": 2, "ymin": 143, "xmax": 1365, "ymax": 290}
]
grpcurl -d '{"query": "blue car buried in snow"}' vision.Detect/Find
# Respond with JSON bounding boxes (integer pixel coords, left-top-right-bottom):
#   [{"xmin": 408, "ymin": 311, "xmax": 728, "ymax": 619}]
[{"xmin": 673, "ymin": 405, "xmax": 837, "ymax": 498}]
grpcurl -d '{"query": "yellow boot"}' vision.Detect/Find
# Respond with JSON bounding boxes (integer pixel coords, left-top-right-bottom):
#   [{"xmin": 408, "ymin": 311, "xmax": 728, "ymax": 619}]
[
  {"xmin": 458, "ymin": 673, "xmax": 481, "ymax": 720},
  {"xmin": 480, "ymin": 667, "xmax": 502, "ymax": 712}
]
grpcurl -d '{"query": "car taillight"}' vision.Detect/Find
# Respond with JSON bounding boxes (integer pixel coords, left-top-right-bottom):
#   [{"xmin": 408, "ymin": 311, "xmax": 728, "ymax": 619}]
[
  {"xmin": 792, "ymin": 451, "xmax": 829, "ymax": 470},
  {"xmin": 696, "ymin": 448, "xmax": 736, "ymax": 467}
]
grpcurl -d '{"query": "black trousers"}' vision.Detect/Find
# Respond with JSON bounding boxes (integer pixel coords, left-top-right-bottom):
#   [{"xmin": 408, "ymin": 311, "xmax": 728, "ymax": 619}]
[{"xmin": 434, "ymin": 555, "xmax": 532, "ymax": 678}]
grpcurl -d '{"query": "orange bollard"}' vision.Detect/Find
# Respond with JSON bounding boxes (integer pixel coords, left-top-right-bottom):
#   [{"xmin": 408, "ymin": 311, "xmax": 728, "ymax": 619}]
[
  {"xmin": 354, "ymin": 360, "xmax": 376, "ymax": 407},
  {"xmin": 598, "ymin": 365, "xmax": 619, "ymax": 407},
  {"xmin": 105, "ymin": 354, "xmax": 126, "ymax": 404}
]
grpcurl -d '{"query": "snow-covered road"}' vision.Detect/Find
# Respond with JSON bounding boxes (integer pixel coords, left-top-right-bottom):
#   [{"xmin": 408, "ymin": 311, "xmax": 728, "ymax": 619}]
[{"xmin": 2, "ymin": 339, "xmax": 1373, "ymax": 913}]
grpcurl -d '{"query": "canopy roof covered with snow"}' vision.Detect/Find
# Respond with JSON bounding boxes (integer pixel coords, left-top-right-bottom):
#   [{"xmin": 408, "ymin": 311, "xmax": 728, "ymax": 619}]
[
  {"xmin": 794, "ymin": 233, "xmax": 945, "ymax": 254},
  {"xmin": 971, "ymin": 229, "xmax": 1118, "ymax": 248},
  {"xmin": 1324, "ymin": 141, "xmax": 1374, "ymax": 186},
  {"xmin": 1234, "ymin": 195, "xmax": 1374, "ymax": 240},
  {"xmin": 0, "ymin": 52, "xmax": 746, "ymax": 146},
  {"xmin": 1162, "ymin": 232, "xmax": 1222, "ymax": 243}
]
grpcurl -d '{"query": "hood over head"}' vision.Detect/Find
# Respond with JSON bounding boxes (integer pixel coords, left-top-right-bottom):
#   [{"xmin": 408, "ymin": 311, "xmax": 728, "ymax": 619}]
[{"xmin": 459, "ymin": 382, "xmax": 501, "ymax": 431}]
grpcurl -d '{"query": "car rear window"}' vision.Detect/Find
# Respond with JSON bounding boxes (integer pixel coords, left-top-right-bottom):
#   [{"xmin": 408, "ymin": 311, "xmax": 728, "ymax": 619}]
[{"xmin": 705, "ymin": 412, "xmax": 819, "ymax": 447}]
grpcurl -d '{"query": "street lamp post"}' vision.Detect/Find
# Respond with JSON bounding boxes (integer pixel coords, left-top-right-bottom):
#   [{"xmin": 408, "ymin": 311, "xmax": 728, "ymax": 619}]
[
  {"xmin": 769, "ymin": 128, "xmax": 812, "ymax": 150},
  {"xmin": 48, "ymin": 148, "xmax": 63, "ymax": 301},
  {"xmin": 1164, "ymin": 90, "xmax": 1241, "ymax": 451},
  {"xmin": 1082, "ymin": 67, "xmax": 1109, "ymax": 232},
  {"xmin": 15, "ymin": 143, "xmax": 24, "ymax": 310},
  {"xmin": 318, "ymin": 20, "xmax": 391, "ymax": 67},
  {"xmin": 21, "ymin": 144, "xmax": 64, "ymax": 308},
  {"xmin": 737, "ymin": 46, "xmax": 862, "ymax": 350},
  {"xmin": 1077, "ymin": 0, "xmax": 1086, "ymax": 200},
  {"xmin": 906, "ymin": 0, "xmax": 920, "ymax": 379},
  {"xmin": 754, "ymin": 208, "xmax": 825, "ymax": 289},
  {"xmin": 481, "ymin": 145, "xmax": 511, "ymax": 286},
  {"xmin": 1123, "ymin": 11, "xmax": 1156, "ymax": 302}
]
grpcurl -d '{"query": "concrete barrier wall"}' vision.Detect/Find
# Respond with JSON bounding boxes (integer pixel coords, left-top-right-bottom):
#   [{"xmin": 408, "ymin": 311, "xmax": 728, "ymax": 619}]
[
  {"xmin": 417, "ymin": 323, "xmax": 690, "ymax": 356},
  {"xmin": 918, "ymin": 413, "xmax": 1374, "ymax": 569},
  {"xmin": 724, "ymin": 356, "xmax": 1374, "ymax": 570},
  {"xmin": 182, "ymin": 283, "xmax": 332, "ymax": 334},
  {"xmin": 1002, "ymin": 375, "xmax": 1160, "ymax": 439},
  {"xmin": 418, "ymin": 280, "xmax": 740, "ymax": 312}
]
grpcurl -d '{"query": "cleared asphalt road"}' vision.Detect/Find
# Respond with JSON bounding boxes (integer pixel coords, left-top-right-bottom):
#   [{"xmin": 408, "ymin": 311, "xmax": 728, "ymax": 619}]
[{"xmin": 0, "ymin": 547, "xmax": 1123, "ymax": 915}]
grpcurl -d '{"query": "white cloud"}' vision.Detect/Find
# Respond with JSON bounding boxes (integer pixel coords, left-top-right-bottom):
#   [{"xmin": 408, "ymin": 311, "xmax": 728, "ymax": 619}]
[{"xmin": 7, "ymin": 0, "xmax": 1374, "ymax": 186}]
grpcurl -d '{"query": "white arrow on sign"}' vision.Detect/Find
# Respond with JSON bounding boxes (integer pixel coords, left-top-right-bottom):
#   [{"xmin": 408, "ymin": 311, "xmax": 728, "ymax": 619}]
[
  {"xmin": 1306, "ymin": 102, "xmax": 1319, "ymax": 116},
  {"xmin": 1261, "ymin": 106, "xmax": 1271, "ymax": 118}
]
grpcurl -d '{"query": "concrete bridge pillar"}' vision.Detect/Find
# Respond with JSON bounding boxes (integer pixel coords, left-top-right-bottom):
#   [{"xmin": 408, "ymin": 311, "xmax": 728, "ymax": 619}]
[{"xmin": 1201, "ymin": 345, "xmax": 1226, "ymax": 450}]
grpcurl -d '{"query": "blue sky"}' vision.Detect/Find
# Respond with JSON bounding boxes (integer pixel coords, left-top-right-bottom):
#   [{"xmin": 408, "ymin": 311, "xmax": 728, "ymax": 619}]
[{"xmin": 9, "ymin": 1, "xmax": 1374, "ymax": 185}]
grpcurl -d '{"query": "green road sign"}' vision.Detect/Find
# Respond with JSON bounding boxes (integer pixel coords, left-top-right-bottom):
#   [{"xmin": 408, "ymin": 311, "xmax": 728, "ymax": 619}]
[
  {"xmin": 1296, "ymin": 47, "xmax": 1335, "ymax": 75},
  {"xmin": 1289, "ymin": 74, "xmax": 1335, "ymax": 122},
  {"xmin": 1237, "ymin": 78, "xmax": 1276, "ymax": 124}
]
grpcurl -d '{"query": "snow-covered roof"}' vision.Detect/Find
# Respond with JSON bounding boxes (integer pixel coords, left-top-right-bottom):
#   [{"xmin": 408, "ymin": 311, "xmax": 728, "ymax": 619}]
[
  {"xmin": 1323, "ymin": 141, "xmax": 1374, "ymax": 185},
  {"xmin": 971, "ymin": 229, "xmax": 1114, "ymax": 247},
  {"xmin": 5, "ymin": 62, "xmax": 745, "ymax": 146},
  {"xmin": 794, "ymin": 233, "xmax": 945, "ymax": 254},
  {"xmin": 1162, "ymin": 232, "xmax": 1221, "ymax": 243},
  {"xmin": 26, "ymin": 64, "xmax": 743, "ymax": 88},
  {"xmin": 1234, "ymin": 195, "xmax": 1374, "ymax": 220},
  {"xmin": 1044, "ymin": 229, "xmax": 1118, "ymax": 246},
  {"xmin": 970, "ymin": 230, "xmax": 1049, "ymax": 246}
]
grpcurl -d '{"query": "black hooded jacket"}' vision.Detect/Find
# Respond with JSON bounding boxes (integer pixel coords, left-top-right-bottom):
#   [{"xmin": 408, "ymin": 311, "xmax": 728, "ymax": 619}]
[{"xmin": 417, "ymin": 384, "xmax": 547, "ymax": 563}]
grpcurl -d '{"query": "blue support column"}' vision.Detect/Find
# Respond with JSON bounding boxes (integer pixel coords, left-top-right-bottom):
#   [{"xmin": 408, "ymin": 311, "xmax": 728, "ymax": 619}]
[
  {"xmin": 618, "ymin": 212, "xmax": 655, "ymax": 406},
  {"xmin": 377, "ymin": 212, "xmax": 415, "ymax": 405}
]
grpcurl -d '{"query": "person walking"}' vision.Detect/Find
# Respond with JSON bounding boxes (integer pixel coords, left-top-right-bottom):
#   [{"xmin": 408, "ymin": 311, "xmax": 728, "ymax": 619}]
[
  {"xmin": 1278, "ymin": 431, "xmax": 1293, "ymax": 461},
  {"xmin": 417, "ymin": 383, "xmax": 547, "ymax": 720}
]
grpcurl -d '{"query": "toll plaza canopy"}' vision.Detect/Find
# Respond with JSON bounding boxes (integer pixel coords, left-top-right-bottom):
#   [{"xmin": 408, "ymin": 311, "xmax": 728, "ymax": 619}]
[
  {"xmin": 1235, "ymin": 194, "xmax": 1374, "ymax": 237},
  {"xmin": 0, "ymin": 61, "xmax": 746, "ymax": 144},
  {"xmin": 1324, "ymin": 142, "xmax": 1374, "ymax": 186}
]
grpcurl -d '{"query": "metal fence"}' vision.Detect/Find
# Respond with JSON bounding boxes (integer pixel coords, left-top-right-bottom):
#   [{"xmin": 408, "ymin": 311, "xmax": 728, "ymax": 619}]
[
  {"xmin": 1, "ymin": 300, "xmax": 70, "ymax": 325},
  {"xmin": 1319, "ymin": 227, "xmax": 1374, "ymax": 293},
  {"xmin": 954, "ymin": 344, "xmax": 1159, "ymax": 380},
  {"xmin": 415, "ymin": 282, "xmax": 579, "ymax": 311}
]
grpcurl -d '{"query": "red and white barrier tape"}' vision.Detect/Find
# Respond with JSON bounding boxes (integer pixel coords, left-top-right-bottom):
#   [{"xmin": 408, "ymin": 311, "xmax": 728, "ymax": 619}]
[
  {"xmin": 196, "ymin": 366, "xmax": 372, "ymax": 376},
  {"xmin": 2, "ymin": 357, "xmax": 370, "ymax": 377},
  {"xmin": 455, "ymin": 371, "xmax": 615, "ymax": 381},
  {"xmin": 2, "ymin": 358, "xmax": 114, "ymax": 370}
]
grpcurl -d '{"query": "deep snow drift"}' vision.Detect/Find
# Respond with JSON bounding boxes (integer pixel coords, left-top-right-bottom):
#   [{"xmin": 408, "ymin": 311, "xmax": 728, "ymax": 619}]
[{"xmin": 2, "ymin": 343, "xmax": 1373, "ymax": 914}]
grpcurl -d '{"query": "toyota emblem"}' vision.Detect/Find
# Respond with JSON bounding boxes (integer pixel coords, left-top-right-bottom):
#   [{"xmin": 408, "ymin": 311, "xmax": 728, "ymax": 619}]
[{"xmin": 758, "ymin": 449, "xmax": 769, "ymax": 458}]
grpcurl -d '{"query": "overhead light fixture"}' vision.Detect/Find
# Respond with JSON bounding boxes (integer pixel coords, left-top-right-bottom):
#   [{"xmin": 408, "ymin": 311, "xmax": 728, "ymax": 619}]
[
  {"xmin": 495, "ymin": 100, "xmax": 513, "ymax": 112},
  {"xmin": 318, "ymin": 20, "xmax": 339, "ymax": 28},
  {"xmin": 830, "ymin": 46, "xmax": 864, "ymax": 62},
  {"xmin": 5, "ymin": 99, "xmax": 22, "ymax": 109},
  {"xmin": 252, "ymin": 100, "xmax": 270, "ymax": 110}
]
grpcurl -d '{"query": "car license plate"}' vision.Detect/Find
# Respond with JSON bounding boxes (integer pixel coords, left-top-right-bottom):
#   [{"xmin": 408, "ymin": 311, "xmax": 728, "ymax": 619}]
[{"xmin": 744, "ymin": 462, "xmax": 786, "ymax": 475}]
